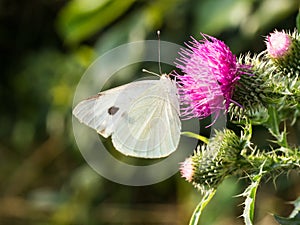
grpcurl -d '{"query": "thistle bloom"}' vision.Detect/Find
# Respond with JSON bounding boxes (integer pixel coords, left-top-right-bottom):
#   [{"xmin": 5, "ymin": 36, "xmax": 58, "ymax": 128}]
[
  {"xmin": 266, "ymin": 30, "xmax": 292, "ymax": 58},
  {"xmin": 175, "ymin": 34, "xmax": 248, "ymax": 121}
]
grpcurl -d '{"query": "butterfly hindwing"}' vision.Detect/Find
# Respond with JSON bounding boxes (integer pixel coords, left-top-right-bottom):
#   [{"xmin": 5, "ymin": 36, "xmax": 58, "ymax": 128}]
[{"xmin": 112, "ymin": 76, "xmax": 181, "ymax": 158}]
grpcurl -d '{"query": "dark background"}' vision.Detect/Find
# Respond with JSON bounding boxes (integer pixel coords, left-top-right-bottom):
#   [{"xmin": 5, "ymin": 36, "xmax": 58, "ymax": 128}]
[{"xmin": 0, "ymin": 0, "xmax": 299, "ymax": 224}]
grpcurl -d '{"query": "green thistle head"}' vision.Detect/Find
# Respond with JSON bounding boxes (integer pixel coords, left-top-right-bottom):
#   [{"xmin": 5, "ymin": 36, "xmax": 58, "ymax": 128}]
[
  {"xmin": 180, "ymin": 129, "xmax": 247, "ymax": 192},
  {"xmin": 230, "ymin": 54, "xmax": 270, "ymax": 121}
]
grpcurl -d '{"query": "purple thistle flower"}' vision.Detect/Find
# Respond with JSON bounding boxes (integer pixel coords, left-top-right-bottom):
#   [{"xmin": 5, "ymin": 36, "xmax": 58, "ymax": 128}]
[{"xmin": 175, "ymin": 34, "xmax": 247, "ymax": 121}]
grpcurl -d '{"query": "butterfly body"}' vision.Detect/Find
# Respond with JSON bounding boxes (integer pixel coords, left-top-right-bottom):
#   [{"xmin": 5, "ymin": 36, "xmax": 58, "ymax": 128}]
[{"xmin": 73, "ymin": 74, "xmax": 181, "ymax": 158}]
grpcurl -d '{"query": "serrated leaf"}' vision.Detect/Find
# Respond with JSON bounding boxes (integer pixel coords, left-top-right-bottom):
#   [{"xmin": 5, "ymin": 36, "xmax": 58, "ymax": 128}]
[
  {"xmin": 289, "ymin": 197, "xmax": 300, "ymax": 218},
  {"xmin": 241, "ymin": 166, "xmax": 264, "ymax": 225},
  {"xmin": 189, "ymin": 189, "xmax": 216, "ymax": 225},
  {"xmin": 274, "ymin": 197, "xmax": 300, "ymax": 225},
  {"xmin": 274, "ymin": 212, "xmax": 300, "ymax": 225}
]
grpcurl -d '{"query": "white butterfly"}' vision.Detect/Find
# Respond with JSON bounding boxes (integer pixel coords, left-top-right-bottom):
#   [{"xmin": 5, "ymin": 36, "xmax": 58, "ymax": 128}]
[{"xmin": 72, "ymin": 74, "xmax": 181, "ymax": 158}]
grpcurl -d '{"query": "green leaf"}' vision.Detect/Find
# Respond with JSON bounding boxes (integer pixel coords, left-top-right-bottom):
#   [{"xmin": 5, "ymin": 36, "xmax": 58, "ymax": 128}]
[
  {"xmin": 189, "ymin": 189, "xmax": 216, "ymax": 225},
  {"xmin": 289, "ymin": 197, "xmax": 300, "ymax": 218},
  {"xmin": 241, "ymin": 166, "xmax": 264, "ymax": 225},
  {"xmin": 274, "ymin": 212, "xmax": 300, "ymax": 225},
  {"xmin": 297, "ymin": 9, "xmax": 300, "ymax": 30},
  {"xmin": 56, "ymin": 0, "xmax": 136, "ymax": 45},
  {"xmin": 274, "ymin": 197, "xmax": 300, "ymax": 225},
  {"xmin": 181, "ymin": 131, "xmax": 209, "ymax": 144}
]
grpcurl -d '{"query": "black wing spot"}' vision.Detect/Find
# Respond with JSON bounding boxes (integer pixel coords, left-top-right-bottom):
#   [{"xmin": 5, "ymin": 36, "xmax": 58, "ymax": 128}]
[{"xmin": 108, "ymin": 106, "xmax": 119, "ymax": 115}]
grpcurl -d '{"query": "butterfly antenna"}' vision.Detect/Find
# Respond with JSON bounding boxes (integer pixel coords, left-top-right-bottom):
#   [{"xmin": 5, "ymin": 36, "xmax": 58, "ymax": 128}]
[
  {"xmin": 157, "ymin": 30, "xmax": 162, "ymax": 75},
  {"xmin": 142, "ymin": 69, "xmax": 160, "ymax": 77},
  {"xmin": 141, "ymin": 31, "xmax": 163, "ymax": 77}
]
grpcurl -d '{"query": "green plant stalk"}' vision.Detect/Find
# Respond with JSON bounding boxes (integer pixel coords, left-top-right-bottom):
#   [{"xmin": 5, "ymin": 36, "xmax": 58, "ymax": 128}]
[{"xmin": 266, "ymin": 106, "xmax": 288, "ymax": 147}]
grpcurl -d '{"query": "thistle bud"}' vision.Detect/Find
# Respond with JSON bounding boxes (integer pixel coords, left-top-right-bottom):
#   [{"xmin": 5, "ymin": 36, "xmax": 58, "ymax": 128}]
[
  {"xmin": 266, "ymin": 31, "xmax": 292, "ymax": 58},
  {"xmin": 263, "ymin": 30, "xmax": 300, "ymax": 121},
  {"xmin": 180, "ymin": 129, "xmax": 246, "ymax": 192},
  {"xmin": 265, "ymin": 30, "xmax": 300, "ymax": 77}
]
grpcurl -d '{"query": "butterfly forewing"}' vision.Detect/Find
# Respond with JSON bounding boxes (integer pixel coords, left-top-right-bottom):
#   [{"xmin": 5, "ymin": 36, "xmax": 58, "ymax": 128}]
[{"xmin": 73, "ymin": 80, "xmax": 158, "ymax": 137}]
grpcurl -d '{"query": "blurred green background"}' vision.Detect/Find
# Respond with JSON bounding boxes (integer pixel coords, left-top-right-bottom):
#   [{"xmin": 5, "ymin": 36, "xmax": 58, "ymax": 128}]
[{"xmin": 0, "ymin": 0, "xmax": 299, "ymax": 224}]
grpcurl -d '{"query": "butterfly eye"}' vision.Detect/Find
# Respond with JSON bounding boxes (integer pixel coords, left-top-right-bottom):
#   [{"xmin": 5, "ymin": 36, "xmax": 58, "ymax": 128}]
[{"xmin": 108, "ymin": 106, "xmax": 119, "ymax": 115}]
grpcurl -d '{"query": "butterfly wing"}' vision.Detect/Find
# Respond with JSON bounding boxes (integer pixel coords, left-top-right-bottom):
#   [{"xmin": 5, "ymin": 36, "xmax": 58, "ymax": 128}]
[
  {"xmin": 112, "ymin": 76, "xmax": 181, "ymax": 158},
  {"xmin": 73, "ymin": 80, "xmax": 158, "ymax": 138}
]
